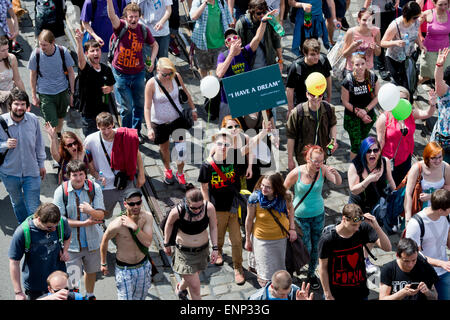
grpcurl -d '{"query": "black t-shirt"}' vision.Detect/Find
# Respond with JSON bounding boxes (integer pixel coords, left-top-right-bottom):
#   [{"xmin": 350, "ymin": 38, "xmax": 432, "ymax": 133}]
[
  {"xmin": 380, "ymin": 256, "xmax": 439, "ymax": 300},
  {"xmin": 198, "ymin": 159, "xmax": 241, "ymax": 212},
  {"xmin": 78, "ymin": 62, "xmax": 116, "ymax": 118},
  {"xmin": 286, "ymin": 54, "xmax": 332, "ymax": 105},
  {"xmin": 318, "ymin": 223, "xmax": 378, "ymax": 300},
  {"xmin": 341, "ymin": 72, "xmax": 378, "ymax": 117}
]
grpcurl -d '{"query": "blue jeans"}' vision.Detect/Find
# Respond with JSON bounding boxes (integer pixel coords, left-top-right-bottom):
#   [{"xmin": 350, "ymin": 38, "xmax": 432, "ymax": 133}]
[
  {"xmin": 0, "ymin": 173, "xmax": 41, "ymax": 223},
  {"xmin": 112, "ymin": 68, "xmax": 146, "ymax": 132},
  {"xmin": 295, "ymin": 213, "xmax": 325, "ymax": 277},
  {"xmin": 436, "ymin": 271, "xmax": 450, "ymax": 300}
]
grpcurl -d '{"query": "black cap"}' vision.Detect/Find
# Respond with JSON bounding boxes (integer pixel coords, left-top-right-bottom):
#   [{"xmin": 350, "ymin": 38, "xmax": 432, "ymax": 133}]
[
  {"xmin": 224, "ymin": 28, "xmax": 238, "ymax": 38},
  {"xmin": 123, "ymin": 188, "xmax": 143, "ymax": 200}
]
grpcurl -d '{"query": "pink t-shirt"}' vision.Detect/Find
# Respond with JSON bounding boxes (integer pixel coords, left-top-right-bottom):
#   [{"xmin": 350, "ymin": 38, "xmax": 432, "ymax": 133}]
[
  {"xmin": 112, "ymin": 20, "xmax": 155, "ymax": 75},
  {"xmin": 381, "ymin": 112, "xmax": 415, "ymax": 166},
  {"xmin": 423, "ymin": 10, "xmax": 450, "ymax": 52}
]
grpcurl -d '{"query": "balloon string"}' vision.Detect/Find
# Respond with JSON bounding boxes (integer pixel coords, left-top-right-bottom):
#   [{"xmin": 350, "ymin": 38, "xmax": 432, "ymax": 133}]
[{"xmin": 204, "ymin": 99, "xmax": 211, "ymax": 160}]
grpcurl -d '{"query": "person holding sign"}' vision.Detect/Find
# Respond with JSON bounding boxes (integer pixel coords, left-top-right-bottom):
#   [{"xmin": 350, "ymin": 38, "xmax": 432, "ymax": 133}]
[
  {"xmin": 216, "ymin": 9, "xmax": 277, "ymax": 125},
  {"xmin": 286, "ymin": 72, "xmax": 338, "ymax": 170}
]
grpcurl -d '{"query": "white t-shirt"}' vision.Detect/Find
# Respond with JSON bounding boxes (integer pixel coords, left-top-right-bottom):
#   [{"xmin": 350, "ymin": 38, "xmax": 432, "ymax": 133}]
[
  {"xmin": 135, "ymin": 0, "xmax": 173, "ymax": 37},
  {"xmin": 405, "ymin": 209, "xmax": 450, "ymax": 276},
  {"xmin": 84, "ymin": 130, "xmax": 119, "ymax": 190}
]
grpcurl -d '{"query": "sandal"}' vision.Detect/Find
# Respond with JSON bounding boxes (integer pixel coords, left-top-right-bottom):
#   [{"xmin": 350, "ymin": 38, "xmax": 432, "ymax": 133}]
[{"xmin": 176, "ymin": 283, "xmax": 189, "ymax": 300}]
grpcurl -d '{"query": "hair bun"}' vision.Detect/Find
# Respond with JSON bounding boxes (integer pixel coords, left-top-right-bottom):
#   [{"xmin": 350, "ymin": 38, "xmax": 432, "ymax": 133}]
[{"xmin": 185, "ymin": 183, "xmax": 196, "ymax": 192}]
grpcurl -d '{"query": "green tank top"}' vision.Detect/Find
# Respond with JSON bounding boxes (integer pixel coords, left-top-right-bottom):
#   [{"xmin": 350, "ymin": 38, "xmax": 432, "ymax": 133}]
[{"xmin": 294, "ymin": 167, "xmax": 324, "ymax": 218}]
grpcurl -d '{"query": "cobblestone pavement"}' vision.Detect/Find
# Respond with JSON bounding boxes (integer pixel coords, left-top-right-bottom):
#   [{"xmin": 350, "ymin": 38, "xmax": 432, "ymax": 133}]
[{"xmin": 0, "ymin": 0, "xmax": 444, "ymax": 301}]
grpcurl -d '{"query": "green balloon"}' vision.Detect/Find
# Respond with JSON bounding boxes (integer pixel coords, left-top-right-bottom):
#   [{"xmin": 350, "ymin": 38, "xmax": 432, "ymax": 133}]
[{"xmin": 391, "ymin": 98, "xmax": 412, "ymax": 121}]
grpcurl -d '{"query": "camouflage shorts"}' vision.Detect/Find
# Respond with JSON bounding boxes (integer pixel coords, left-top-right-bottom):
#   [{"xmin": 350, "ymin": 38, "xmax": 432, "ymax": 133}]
[{"xmin": 343, "ymin": 110, "xmax": 377, "ymax": 154}]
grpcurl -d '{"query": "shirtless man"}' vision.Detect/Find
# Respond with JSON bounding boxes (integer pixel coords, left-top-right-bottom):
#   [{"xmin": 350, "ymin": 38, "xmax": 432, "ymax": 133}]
[{"xmin": 100, "ymin": 188, "xmax": 153, "ymax": 300}]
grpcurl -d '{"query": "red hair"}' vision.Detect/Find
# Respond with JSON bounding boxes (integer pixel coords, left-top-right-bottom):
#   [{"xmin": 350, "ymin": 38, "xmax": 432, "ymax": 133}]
[
  {"xmin": 302, "ymin": 144, "xmax": 324, "ymax": 162},
  {"xmin": 423, "ymin": 141, "xmax": 444, "ymax": 167}
]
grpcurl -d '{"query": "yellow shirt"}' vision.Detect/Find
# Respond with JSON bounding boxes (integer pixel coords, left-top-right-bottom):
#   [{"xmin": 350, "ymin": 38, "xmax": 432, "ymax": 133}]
[{"xmin": 253, "ymin": 204, "xmax": 289, "ymax": 240}]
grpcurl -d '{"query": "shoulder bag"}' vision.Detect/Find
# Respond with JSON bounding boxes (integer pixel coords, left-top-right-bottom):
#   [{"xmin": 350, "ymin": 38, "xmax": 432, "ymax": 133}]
[
  {"xmin": 0, "ymin": 116, "xmax": 11, "ymax": 166},
  {"xmin": 155, "ymin": 77, "xmax": 193, "ymax": 130},
  {"xmin": 99, "ymin": 132, "xmax": 128, "ymax": 190}
]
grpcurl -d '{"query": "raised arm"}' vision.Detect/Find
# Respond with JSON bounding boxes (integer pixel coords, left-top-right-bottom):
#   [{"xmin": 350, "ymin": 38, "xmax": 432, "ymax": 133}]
[
  {"xmin": 435, "ymin": 48, "xmax": 449, "ymax": 97},
  {"xmin": 107, "ymin": 0, "xmax": 121, "ymax": 30}
]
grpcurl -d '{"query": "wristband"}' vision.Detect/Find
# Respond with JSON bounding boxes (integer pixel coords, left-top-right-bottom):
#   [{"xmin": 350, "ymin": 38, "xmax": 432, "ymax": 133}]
[
  {"xmin": 436, "ymin": 63, "xmax": 444, "ymax": 68},
  {"xmin": 212, "ymin": 245, "xmax": 219, "ymax": 251},
  {"xmin": 15, "ymin": 291, "xmax": 22, "ymax": 295},
  {"xmin": 163, "ymin": 243, "xmax": 171, "ymax": 247},
  {"xmin": 101, "ymin": 263, "xmax": 107, "ymax": 267},
  {"xmin": 278, "ymin": 58, "xmax": 283, "ymax": 64},
  {"xmin": 289, "ymin": 228, "xmax": 295, "ymax": 231},
  {"xmin": 133, "ymin": 227, "xmax": 140, "ymax": 236}
]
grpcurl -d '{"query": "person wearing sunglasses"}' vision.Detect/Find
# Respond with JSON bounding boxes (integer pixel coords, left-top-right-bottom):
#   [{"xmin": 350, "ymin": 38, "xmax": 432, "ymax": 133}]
[
  {"xmin": 44, "ymin": 123, "xmax": 91, "ymax": 184},
  {"xmin": 286, "ymin": 72, "xmax": 337, "ymax": 171},
  {"xmin": 9, "ymin": 203, "xmax": 71, "ymax": 300},
  {"xmin": 341, "ymin": 53, "xmax": 380, "ymax": 161},
  {"xmin": 348, "ymin": 136, "xmax": 395, "ymax": 273},
  {"xmin": 318, "ymin": 203, "xmax": 392, "ymax": 300},
  {"xmin": 144, "ymin": 57, "xmax": 196, "ymax": 186},
  {"xmin": 216, "ymin": 9, "xmax": 276, "ymax": 125},
  {"xmin": 163, "ymin": 184, "xmax": 218, "ymax": 300},
  {"xmin": 375, "ymin": 86, "xmax": 436, "ymax": 186},
  {"xmin": 381, "ymin": 1, "xmax": 425, "ymax": 99},
  {"xmin": 283, "ymin": 145, "xmax": 341, "ymax": 290},
  {"xmin": 198, "ymin": 130, "xmax": 247, "ymax": 285},
  {"xmin": 100, "ymin": 188, "xmax": 154, "ymax": 300},
  {"xmin": 52, "ymin": 160, "xmax": 105, "ymax": 300}
]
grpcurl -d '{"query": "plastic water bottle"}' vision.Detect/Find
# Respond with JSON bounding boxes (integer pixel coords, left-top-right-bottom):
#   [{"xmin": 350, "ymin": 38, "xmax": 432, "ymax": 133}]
[
  {"xmin": 333, "ymin": 29, "xmax": 344, "ymax": 43},
  {"xmin": 268, "ymin": 15, "xmax": 285, "ymax": 37},
  {"xmin": 404, "ymin": 33, "xmax": 409, "ymax": 46},
  {"xmin": 98, "ymin": 171, "xmax": 104, "ymax": 189}
]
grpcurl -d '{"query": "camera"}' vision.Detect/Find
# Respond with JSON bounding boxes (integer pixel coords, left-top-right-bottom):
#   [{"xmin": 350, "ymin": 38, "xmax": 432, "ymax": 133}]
[
  {"xmin": 67, "ymin": 291, "xmax": 86, "ymax": 300},
  {"xmin": 385, "ymin": 1, "xmax": 395, "ymax": 11}
]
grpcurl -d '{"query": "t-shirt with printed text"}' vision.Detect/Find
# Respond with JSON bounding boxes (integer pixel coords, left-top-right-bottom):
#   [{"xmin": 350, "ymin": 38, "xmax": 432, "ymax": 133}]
[{"xmin": 112, "ymin": 19, "xmax": 156, "ymax": 75}]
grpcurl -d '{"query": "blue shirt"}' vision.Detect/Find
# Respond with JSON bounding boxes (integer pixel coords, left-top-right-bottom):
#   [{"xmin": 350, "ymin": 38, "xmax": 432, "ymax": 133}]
[
  {"xmin": 27, "ymin": 45, "xmax": 75, "ymax": 95},
  {"xmin": 0, "ymin": 112, "xmax": 46, "ymax": 177},
  {"xmin": 8, "ymin": 217, "xmax": 71, "ymax": 292},
  {"xmin": 53, "ymin": 180, "xmax": 105, "ymax": 252}
]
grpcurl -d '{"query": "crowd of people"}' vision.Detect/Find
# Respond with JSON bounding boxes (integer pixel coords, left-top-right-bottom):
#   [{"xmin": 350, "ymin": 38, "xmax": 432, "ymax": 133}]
[{"xmin": 0, "ymin": 0, "xmax": 448, "ymax": 301}]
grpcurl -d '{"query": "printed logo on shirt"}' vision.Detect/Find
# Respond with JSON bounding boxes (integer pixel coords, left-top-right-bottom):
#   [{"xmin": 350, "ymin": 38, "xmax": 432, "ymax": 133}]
[
  {"xmin": 210, "ymin": 164, "xmax": 236, "ymax": 189},
  {"xmin": 330, "ymin": 244, "xmax": 366, "ymax": 287},
  {"xmin": 116, "ymin": 30, "xmax": 143, "ymax": 68},
  {"xmin": 353, "ymin": 84, "xmax": 369, "ymax": 96},
  {"xmin": 231, "ymin": 62, "xmax": 246, "ymax": 75}
]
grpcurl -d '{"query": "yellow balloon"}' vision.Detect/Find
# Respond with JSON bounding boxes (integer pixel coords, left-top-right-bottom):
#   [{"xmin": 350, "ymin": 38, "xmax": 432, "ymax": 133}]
[{"xmin": 305, "ymin": 72, "xmax": 327, "ymax": 96}]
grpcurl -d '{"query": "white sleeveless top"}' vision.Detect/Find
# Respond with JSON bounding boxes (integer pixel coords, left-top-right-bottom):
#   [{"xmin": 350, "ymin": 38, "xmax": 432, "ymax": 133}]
[
  {"xmin": 0, "ymin": 55, "xmax": 14, "ymax": 91},
  {"xmin": 151, "ymin": 77, "xmax": 183, "ymax": 125}
]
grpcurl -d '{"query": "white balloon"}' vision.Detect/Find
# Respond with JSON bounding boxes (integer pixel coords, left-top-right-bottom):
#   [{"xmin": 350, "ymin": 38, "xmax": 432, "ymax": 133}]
[
  {"xmin": 378, "ymin": 83, "xmax": 400, "ymax": 111},
  {"xmin": 200, "ymin": 76, "xmax": 220, "ymax": 98}
]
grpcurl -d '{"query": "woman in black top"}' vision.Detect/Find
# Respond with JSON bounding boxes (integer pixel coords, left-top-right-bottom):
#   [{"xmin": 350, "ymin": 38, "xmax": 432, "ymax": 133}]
[
  {"xmin": 348, "ymin": 136, "xmax": 396, "ymax": 213},
  {"xmin": 163, "ymin": 185, "xmax": 218, "ymax": 300}
]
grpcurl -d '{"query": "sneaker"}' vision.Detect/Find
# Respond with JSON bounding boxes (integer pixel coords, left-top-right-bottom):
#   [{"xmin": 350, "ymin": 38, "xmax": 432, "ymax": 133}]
[
  {"xmin": 85, "ymin": 294, "xmax": 96, "ymax": 300},
  {"xmin": 308, "ymin": 275, "xmax": 320, "ymax": 290},
  {"xmin": 175, "ymin": 172, "xmax": 186, "ymax": 186},
  {"xmin": 380, "ymin": 70, "xmax": 391, "ymax": 81},
  {"xmin": 365, "ymin": 257, "xmax": 377, "ymax": 274},
  {"xmin": 169, "ymin": 38, "xmax": 180, "ymax": 56},
  {"xmin": 10, "ymin": 41, "xmax": 23, "ymax": 55},
  {"xmin": 234, "ymin": 268, "xmax": 245, "ymax": 285},
  {"xmin": 163, "ymin": 169, "xmax": 175, "ymax": 185},
  {"xmin": 340, "ymin": 17, "xmax": 349, "ymax": 31}
]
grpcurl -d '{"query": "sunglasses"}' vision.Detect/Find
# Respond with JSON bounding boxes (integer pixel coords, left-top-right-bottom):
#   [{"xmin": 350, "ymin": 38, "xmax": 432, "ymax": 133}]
[
  {"xmin": 161, "ymin": 71, "xmax": 173, "ymax": 77},
  {"xmin": 189, "ymin": 204, "xmax": 204, "ymax": 211},
  {"xmin": 126, "ymin": 200, "xmax": 142, "ymax": 207},
  {"xmin": 225, "ymin": 35, "xmax": 239, "ymax": 43},
  {"xmin": 367, "ymin": 148, "xmax": 380, "ymax": 154},
  {"xmin": 255, "ymin": 11, "xmax": 266, "ymax": 16},
  {"xmin": 346, "ymin": 215, "xmax": 365, "ymax": 223},
  {"xmin": 307, "ymin": 92, "xmax": 324, "ymax": 98},
  {"xmin": 227, "ymin": 125, "xmax": 240, "ymax": 129},
  {"xmin": 54, "ymin": 287, "xmax": 69, "ymax": 293},
  {"xmin": 65, "ymin": 142, "xmax": 78, "ymax": 148},
  {"xmin": 216, "ymin": 142, "xmax": 231, "ymax": 148}
]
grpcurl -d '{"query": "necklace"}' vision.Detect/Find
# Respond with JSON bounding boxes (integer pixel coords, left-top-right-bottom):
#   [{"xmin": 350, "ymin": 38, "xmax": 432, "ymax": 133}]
[{"xmin": 305, "ymin": 164, "xmax": 316, "ymax": 180}]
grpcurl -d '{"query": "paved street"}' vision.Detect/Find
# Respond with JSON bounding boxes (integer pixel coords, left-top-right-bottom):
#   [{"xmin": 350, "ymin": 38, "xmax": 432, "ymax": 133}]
[{"xmin": 0, "ymin": 0, "xmax": 444, "ymax": 301}]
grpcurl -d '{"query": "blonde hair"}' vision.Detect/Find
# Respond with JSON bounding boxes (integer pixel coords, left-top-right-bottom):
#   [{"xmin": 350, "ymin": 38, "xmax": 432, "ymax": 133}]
[{"xmin": 157, "ymin": 57, "xmax": 176, "ymax": 80}]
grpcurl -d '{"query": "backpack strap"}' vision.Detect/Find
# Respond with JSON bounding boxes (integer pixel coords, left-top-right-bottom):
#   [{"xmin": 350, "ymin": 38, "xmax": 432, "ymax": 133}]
[
  {"xmin": 62, "ymin": 180, "xmax": 96, "ymax": 215},
  {"xmin": 57, "ymin": 217, "xmax": 65, "ymax": 249},
  {"xmin": 36, "ymin": 46, "xmax": 69, "ymax": 82},
  {"xmin": 411, "ymin": 214, "xmax": 425, "ymax": 248},
  {"xmin": 36, "ymin": 48, "xmax": 42, "ymax": 78}
]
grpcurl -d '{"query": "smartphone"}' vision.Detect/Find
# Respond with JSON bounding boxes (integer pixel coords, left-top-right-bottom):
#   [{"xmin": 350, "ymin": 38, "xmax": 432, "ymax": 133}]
[{"xmin": 410, "ymin": 282, "xmax": 420, "ymax": 289}]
